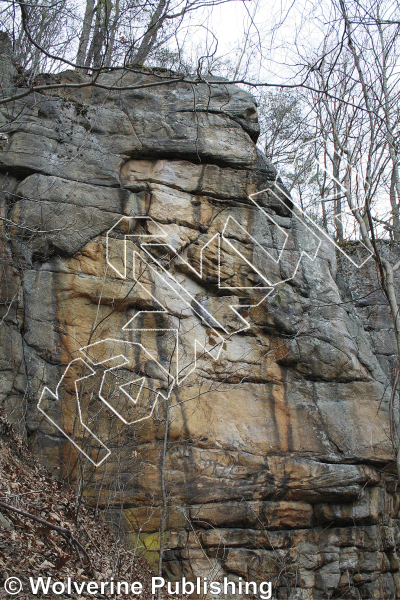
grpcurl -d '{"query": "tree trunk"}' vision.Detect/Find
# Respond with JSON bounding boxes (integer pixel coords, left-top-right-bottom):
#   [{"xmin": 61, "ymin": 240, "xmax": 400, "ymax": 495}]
[
  {"xmin": 76, "ymin": 0, "xmax": 95, "ymax": 70},
  {"xmin": 390, "ymin": 167, "xmax": 400, "ymax": 241},
  {"xmin": 91, "ymin": 0, "xmax": 108, "ymax": 70},
  {"xmin": 131, "ymin": 0, "xmax": 168, "ymax": 66},
  {"xmin": 84, "ymin": 1, "xmax": 103, "ymax": 70},
  {"xmin": 333, "ymin": 148, "xmax": 344, "ymax": 242},
  {"xmin": 377, "ymin": 17, "xmax": 400, "ymax": 244},
  {"xmin": 104, "ymin": 0, "xmax": 119, "ymax": 68}
]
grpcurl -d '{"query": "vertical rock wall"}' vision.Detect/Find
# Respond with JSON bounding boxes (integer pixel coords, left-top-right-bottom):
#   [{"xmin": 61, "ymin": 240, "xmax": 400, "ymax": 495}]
[{"xmin": 0, "ymin": 42, "xmax": 399, "ymax": 599}]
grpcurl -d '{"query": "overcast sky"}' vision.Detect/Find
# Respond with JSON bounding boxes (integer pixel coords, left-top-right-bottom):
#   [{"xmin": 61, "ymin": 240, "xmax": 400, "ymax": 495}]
[{"xmin": 172, "ymin": 0, "xmax": 326, "ymax": 84}]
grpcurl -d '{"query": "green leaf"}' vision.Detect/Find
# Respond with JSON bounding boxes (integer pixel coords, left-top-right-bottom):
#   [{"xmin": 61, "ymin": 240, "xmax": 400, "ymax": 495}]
[{"xmin": 275, "ymin": 294, "xmax": 281, "ymax": 304}]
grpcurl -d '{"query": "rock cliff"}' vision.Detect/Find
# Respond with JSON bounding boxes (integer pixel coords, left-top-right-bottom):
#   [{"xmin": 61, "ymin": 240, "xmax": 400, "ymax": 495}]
[{"xmin": 1, "ymin": 34, "xmax": 399, "ymax": 599}]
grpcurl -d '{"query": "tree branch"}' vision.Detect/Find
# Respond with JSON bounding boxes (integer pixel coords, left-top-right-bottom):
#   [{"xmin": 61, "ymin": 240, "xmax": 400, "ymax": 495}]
[{"xmin": 0, "ymin": 500, "xmax": 92, "ymax": 568}]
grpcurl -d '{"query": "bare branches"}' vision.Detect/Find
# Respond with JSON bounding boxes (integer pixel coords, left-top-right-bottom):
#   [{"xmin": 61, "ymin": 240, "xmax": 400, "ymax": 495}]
[{"xmin": 0, "ymin": 499, "xmax": 92, "ymax": 568}]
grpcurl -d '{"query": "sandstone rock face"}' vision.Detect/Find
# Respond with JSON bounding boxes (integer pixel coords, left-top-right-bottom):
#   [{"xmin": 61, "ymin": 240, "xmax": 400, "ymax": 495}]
[{"xmin": 0, "ymin": 46, "xmax": 399, "ymax": 599}]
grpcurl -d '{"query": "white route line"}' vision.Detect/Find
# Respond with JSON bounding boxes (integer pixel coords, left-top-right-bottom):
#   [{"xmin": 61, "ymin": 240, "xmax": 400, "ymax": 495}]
[
  {"xmin": 38, "ymin": 358, "xmax": 111, "ymax": 467},
  {"xmin": 39, "ymin": 159, "xmax": 374, "ymax": 466},
  {"xmin": 271, "ymin": 138, "xmax": 374, "ymax": 268}
]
